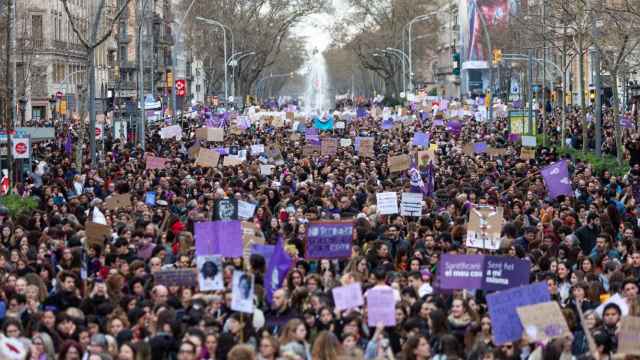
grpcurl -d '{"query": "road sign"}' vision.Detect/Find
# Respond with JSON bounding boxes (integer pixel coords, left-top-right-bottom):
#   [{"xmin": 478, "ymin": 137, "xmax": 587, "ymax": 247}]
[
  {"xmin": 176, "ymin": 80, "xmax": 186, "ymax": 97},
  {"xmin": 11, "ymin": 137, "xmax": 30, "ymax": 159}
]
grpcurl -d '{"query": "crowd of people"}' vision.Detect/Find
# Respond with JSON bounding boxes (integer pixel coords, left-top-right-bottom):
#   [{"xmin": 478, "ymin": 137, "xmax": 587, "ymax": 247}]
[{"xmin": 1, "ymin": 97, "xmax": 640, "ymax": 360}]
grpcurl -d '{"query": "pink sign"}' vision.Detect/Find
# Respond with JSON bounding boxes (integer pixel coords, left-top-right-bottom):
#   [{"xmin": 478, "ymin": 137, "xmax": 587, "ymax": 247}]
[{"xmin": 146, "ymin": 156, "xmax": 169, "ymax": 170}]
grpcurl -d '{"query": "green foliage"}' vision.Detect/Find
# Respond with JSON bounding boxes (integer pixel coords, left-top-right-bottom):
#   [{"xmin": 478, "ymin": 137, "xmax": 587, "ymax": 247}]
[
  {"xmin": 0, "ymin": 194, "xmax": 38, "ymax": 218},
  {"xmin": 557, "ymin": 147, "xmax": 629, "ymax": 177}
]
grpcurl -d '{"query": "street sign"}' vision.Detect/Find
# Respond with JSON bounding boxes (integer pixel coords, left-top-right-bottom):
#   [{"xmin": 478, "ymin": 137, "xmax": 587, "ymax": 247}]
[
  {"xmin": 176, "ymin": 80, "xmax": 186, "ymax": 97},
  {"xmin": 11, "ymin": 137, "xmax": 30, "ymax": 159}
]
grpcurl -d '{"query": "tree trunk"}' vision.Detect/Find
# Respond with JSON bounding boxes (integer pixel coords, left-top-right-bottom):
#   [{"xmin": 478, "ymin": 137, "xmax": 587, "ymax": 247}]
[{"xmin": 611, "ymin": 70, "xmax": 623, "ymax": 164}]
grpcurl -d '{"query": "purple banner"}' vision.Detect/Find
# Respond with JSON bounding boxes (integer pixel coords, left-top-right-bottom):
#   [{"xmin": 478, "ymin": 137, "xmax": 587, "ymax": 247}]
[
  {"xmin": 541, "ymin": 160, "xmax": 573, "ymax": 199},
  {"xmin": 412, "ymin": 132, "xmax": 430, "ymax": 147},
  {"xmin": 437, "ymin": 254, "xmax": 531, "ymax": 291},
  {"xmin": 195, "ymin": 220, "xmax": 243, "ymax": 258},
  {"xmin": 306, "ymin": 221, "xmax": 353, "ymax": 259}
]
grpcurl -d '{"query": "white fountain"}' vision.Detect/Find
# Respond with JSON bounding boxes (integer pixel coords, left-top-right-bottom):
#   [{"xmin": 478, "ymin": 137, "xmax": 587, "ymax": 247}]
[{"xmin": 303, "ymin": 50, "xmax": 331, "ymax": 114}]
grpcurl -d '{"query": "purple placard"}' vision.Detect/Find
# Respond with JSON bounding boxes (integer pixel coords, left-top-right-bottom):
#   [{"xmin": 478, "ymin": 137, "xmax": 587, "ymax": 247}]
[
  {"xmin": 487, "ymin": 282, "xmax": 551, "ymax": 345},
  {"xmin": 473, "ymin": 142, "xmax": 488, "ymax": 154},
  {"xmin": 332, "ymin": 283, "xmax": 364, "ymax": 311},
  {"xmin": 437, "ymin": 254, "xmax": 485, "ymax": 289},
  {"xmin": 366, "ymin": 287, "xmax": 396, "ymax": 327},
  {"xmin": 447, "ymin": 120, "xmax": 462, "ymax": 136},
  {"xmin": 412, "ymin": 132, "xmax": 430, "ymax": 147},
  {"xmin": 195, "ymin": 220, "xmax": 243, "ymax": 258},
  {"xmin": 305, "ymin": 127, "xmax": 319, "ymax": 136},
  {"xmin": 541, "ymin": 160, "xmax": 573, "ymax": 199},
  {"xmin": 356, "ymin": 107, "xmax": 368, "ymax": 118},
  {"xmin": 381, "ymin": 118, "xmax": 394, "ymax": 129},
  {"xmin": 508, "ymin": 133, "xmax": 521, "ymax": 143},
  {"xmin": 432, "ymin": 119, "xmax": 445, "ymax": 127},
  {"xmin": 306, "ymin": 221, "xmax": 353, "ymax": 259}
]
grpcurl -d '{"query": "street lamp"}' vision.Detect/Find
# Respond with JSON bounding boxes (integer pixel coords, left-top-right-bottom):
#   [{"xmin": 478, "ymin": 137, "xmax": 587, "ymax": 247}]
[
  {"xmin": 227, "ymin": 51, "xmax": 256, "ymax": 102},
  {"xmin": 196, "ymin": 16, "xmax": 229, "ymax": 108},
  {"xmin": 171, "ymin": 0, "xmax": 198, "ymax": 119}
]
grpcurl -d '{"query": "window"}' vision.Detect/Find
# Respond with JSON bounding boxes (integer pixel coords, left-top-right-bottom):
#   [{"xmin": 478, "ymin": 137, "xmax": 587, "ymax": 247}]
[{"xmin": 32, "ymin": 15, "xmax": 43, "ymax": 46}]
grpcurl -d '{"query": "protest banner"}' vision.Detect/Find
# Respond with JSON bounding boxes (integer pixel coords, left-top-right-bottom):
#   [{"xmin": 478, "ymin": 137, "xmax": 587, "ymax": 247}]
[
  {"xmin": 466, "ymin": 206, "xmax": 504, "ymax": 250},
  {"xmin": 305, "ymin": 221, "xmax": 353, "ymax": 259},
  {"xmin": 238, "ymin": 200, "xmax": 257, "ymax": 220},
  {"xmin": 85, "ymin": 222, "xmax": 112, "ymax": 249},
  {"xmin": 188, "ymin": 143, "xmax": 201, "ymax": 159},
  {"xmin": 618, "ymin": 316, "xmax": 640, "ymax": 355},
  {"xmin": 417, "ymin": 150, "xmax": 436, "ymax": 167},
  {"xmin": 376, "ymin": 192, "xmax": 399, "ymax": 215},
  {"xmin": 104, "ymin": 193, "xmax": 132, "ymax": 210},
  {"xmin": 400, "ymin": 192, "xmax": 423, "ymax": 216},
  {"xmin": 482, "ymin": 255, "xmax": 531, "ymax": 291},
  {"xmin": 367, "ymin": 287, "xmax": 396, "ymax": 327},
  {"xmin": 195, "ymin": 220, "xmax": 243, "ymax": 258},
  {"xmin": 146, "ymin": 155, "xmax": 169, "ymax": 170},
  {"xmin": 332, "ymin": 283, "xmax": 364, "ymax": 311},
  {"xmin": 145, "ymin": 192, "xmax": 156, "ymax": 206},
  {"xmin": 388, "ymin": 154, "xmax": 411, "ymax": 173},
  {"xmin": 516, "ymin": 301, "xmax": 570, "ymax": 343},
  {"xmin": 195, "ymin": 148, "xmax": 220, "ymax": 168},
  {"xmin": 487, "ymin": 282, "xmax": 551, "ymax": 345},
  {"xmin": 321, "ymin": 138, "xmax": 339, "ymax": 156},
  {"xmin": 541, "ymin": 160, "xmax": 573, "ymax": 199},
  {"xmin": 154, "ymin": 268, "xmax": 198, "ymax": 288},
  {"xmin": 436, "ymin": 254, "xmax": 485, "ymax": 289}
]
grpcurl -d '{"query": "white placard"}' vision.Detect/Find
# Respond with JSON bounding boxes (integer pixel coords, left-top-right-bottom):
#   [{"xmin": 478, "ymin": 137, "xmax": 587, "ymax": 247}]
[
  {"xmin": 400, "ymin": 192, "xmax": 423, "ymax": 217},
  {"xmin": 340, "ymin": 138, "xmax": 352, "ymax": 147},
  {"xmin": 231, "ymin": 271, "xmax": 255, "ymax": 313},
  {"xmin": 335, "ymin": 121, "xmax": 345, "ymax": 129},
  {"xmin": 160, "ymin": 125, "xmax": 183, "ymax": 140},
  {"xmin": 260, "ymin": 165, "xmax": 274, "ymax": 176},
  {"xmin": 251, "ymin": 144, "xmax": 265, "ymax": 155},
  {"xmin": 522, "ymin": 135, "xmax": 537, "ymax": 148},
  {"xmin": 376, "ymin": 192, "xmax": 398, "ymax": 215},
  {"xmin": 238, "ymin": 200, "xmax": 257, "ymax": 220}
]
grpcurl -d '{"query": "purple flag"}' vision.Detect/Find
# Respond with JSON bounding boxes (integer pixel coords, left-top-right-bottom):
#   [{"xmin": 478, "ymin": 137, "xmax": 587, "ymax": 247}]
[
  {"xmin": 541, "ymin": 160, "xmax": 573, "ymax": 199},
  {"xmin": 419, "ymin": 111, "xmax": 429, "ymax": 122},
  {"xmin": 473, "ymin": 142, "xmax": 488, "ymax": 154},
  {"xmin": 264, "ymin": 236, "xmax": 292, "ymax": 304},
  {"xmin": 425, "ymin": 161, "xmax": 435, "ymax": 197},
  {"xmin": 447, "ymin": 120, "xmax": 462, "ymax": 136},
  {"xmin": 195, "ymin": 221, "xmax": 243, "ymax": 257},
  {"xmin": 508, "ymin": 133, "xmax": 521, "ymax": 143},
  {"xmin": 412, "ymin": 132, "xmax": 430, "ymax": 147},
  {"xmin": 64, "ymin": 131, "xmax": 73, "ymax": 155}
]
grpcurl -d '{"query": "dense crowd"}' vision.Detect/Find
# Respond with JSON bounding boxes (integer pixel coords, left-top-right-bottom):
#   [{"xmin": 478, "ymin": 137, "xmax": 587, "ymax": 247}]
[{"xmin": 1, "ymin": 98, "xmax": 640, "ymax": 360}]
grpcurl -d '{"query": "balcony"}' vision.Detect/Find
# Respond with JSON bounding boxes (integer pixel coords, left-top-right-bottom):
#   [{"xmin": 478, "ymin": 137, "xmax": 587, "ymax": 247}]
[{"xmin": 53, "ymin": 40, "xmax": 67, "ymax": 50}]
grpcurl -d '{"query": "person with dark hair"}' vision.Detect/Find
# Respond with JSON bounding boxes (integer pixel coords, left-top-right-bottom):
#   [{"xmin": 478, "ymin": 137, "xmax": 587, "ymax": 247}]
[
  {"xmin": 401, "ymin": 335, "xmax": 431, "ymax": 360},
  {"xmin": 598, "ymin": 303, "xmax": 621, "ymax": 353}
]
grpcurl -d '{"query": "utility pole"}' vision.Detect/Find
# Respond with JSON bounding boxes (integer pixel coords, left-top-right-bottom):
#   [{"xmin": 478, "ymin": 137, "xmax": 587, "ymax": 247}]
[
  {"xmin": 528, "ymin": 49, "xmax": 534, "ymax": 135},
  {"xmin": 561, "ymin": 22, "xmax": 567, "ymax": 149},
  {"xmin": 138, "ymin": 0, "xmax": 150, "ymax": 150},
  {"xmin": 590, "ymin": 0, "xmax": 602, "ymax": 156}
]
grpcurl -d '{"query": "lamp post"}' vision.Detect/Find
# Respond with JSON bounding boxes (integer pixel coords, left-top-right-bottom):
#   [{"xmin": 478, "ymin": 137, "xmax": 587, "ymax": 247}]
[
  {"xmin": 227, "ymin": 51, "xmax": 255, "ymax": 102},
  {"xmin": 196, "ymin": 17, "xmax": 228, "ymax": 108},
  {"xmin": 403, "ymin": 11, "xmax": 442, "ymax": 92},
  {"xmin": 383, "ymin": 48, "xmax": 410, "ymax": 98},
  {"xmin": 171, "ymin": 0, "xmax": 198, "ymax": 119}
]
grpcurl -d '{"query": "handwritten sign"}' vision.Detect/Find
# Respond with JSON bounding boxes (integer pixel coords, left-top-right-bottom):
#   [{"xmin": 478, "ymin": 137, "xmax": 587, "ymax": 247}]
[
  {"xmin": 195, "ymin": 148, "xmax": 220, "ymax": 168},
  {"xmin": 516, "ymin": 301, "xmax": 570, "ymax": 343},
  {"xmin": 85, "ymin": 222, "xmax": 112, "ymax": 249},
  {"xmin": 238, "ymin": 201, "xmax": 257, "ymax": 220},
  {"xmin": 400, "ymin": 192, "xmax": 422, "ymax": 217},
  {"xmin": 321, "ymin": 138, "xmax": 338, "ymax": 156},
  {"xmin": 376, "ymin": 192, "xmax": 398, "ymax": 215},
  {"xmin": 388, "ymin": 154, "xmax": 411, "ymax": 173},
  {"xmin": 619, "ymin": 316, "xmax": 640, "ymax": 355},
  {"xmin": 332, "ymin": 283, "xmax": 364, "ymax": 311},
  {"xmin": 487, "ymin": 282, "xmax": 551, "ymax": 345},
  {"xmin": 196, "ymin": 127, "xmax": 224, "ymax": 142},
  {"xmin": 104, "ymin": 193, "xmax": 132, "ymax": 210},
  {"xmin": 367, "ymin": 287, "xmax": 396, "ymax": 327}
]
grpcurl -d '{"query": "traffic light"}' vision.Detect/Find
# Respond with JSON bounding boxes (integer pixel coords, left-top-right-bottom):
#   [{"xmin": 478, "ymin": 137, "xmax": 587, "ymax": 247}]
[
  {"xmin": 452, "ymin": 52, "xmax": 460, "ymax": 76},
  {"xmin": 492, "ymin": 49, "xmax": 503, "ymax": 64},
  {"xmin": 589, "ymin": 89, "xmax": 596, "ymax": 101}
]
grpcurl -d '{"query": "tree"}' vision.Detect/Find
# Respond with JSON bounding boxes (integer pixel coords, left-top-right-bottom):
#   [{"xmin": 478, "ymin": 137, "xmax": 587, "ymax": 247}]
[
  {"xmin": 335, "ymin": 0, "xmax": 440, "ymax": 99},
  {"xmin": 184, "ymin": 0, "xmax": 328, "ymax": 101},
  {"xmin": 60, "ymin": 0, "xmax": 132, "ymax": 167}
]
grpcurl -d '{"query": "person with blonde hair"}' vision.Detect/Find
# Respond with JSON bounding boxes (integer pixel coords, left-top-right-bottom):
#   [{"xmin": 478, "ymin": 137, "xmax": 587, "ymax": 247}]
[
  {"xmin": 228, "ymin": 344, "xmax": 256, "ymax": 360},
  {"xmin": 312, "ymin": 331, "xmax": 344, "ymax": 360},
  {"xmin": 279, "ymin": 319, "xmax": 310, "ymax": 360}
]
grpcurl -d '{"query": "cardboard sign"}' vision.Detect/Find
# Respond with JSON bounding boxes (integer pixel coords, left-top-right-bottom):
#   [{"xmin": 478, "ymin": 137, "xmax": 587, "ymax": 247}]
[
  {"xmin": 146, "ymin": 155, "xmax": 169, "ymax": 170},
  {"xmin": 516, "ymin": 301, "xmax": 570, "ymax": 343},
  {"xmin": 618, "ymin": 316, "xmax": 640, "ymax": 355},
  {"xmin": 321, "ymin": 138, "xmax": 338, "ymax": 156},
  {"xmin": 520, "ymin": 148, "xmax": 535, "ymax": 160},
  {"xmin": 223, "ymin": 156, "xmax": 243, "ymax": 167},
  {"xmin": 85, "ymin": 222, "xmax": 112, "ymax": 249},
  {"xmin": 188, "ymin": 144, "xmax": 201, "ymax": 159},
  {"xmin": 388, "ymin": 154, "xmax": 411, "ymax": 173},
  {"xmin": 487, "ymin": 147, "xmax": 507, "ymax": 156},
  {"xmin": 195, "ymin": 148, "xmax": 220, "ymax": 168},
  {"xmin": 196, "ymin": 127, "xmax": 224, "ymax": 142},
  {"xmin": 376, "ymin": 192, "xmax": 398, "ymax": 215},
  {"xmin": 104, "ymin": 193, "xmax": 132, "ymax": 210},
  {"xmin": 417, "ymin": 150, "xmax": 436, "ymax": 167},
  {"xmin": 303, "ymin": 143, "xmax": 321, "ymax": 156},
  {"xmin": 154, "ymin": 268, "xmax": 198, "ymax": 288},
  {"xmin": 466, "ymin": 206, "xmax": 504, "ymax": 250},
  {"xmin": 358, "ymin": 137, "xmax": 374, "ymax": 158}
]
